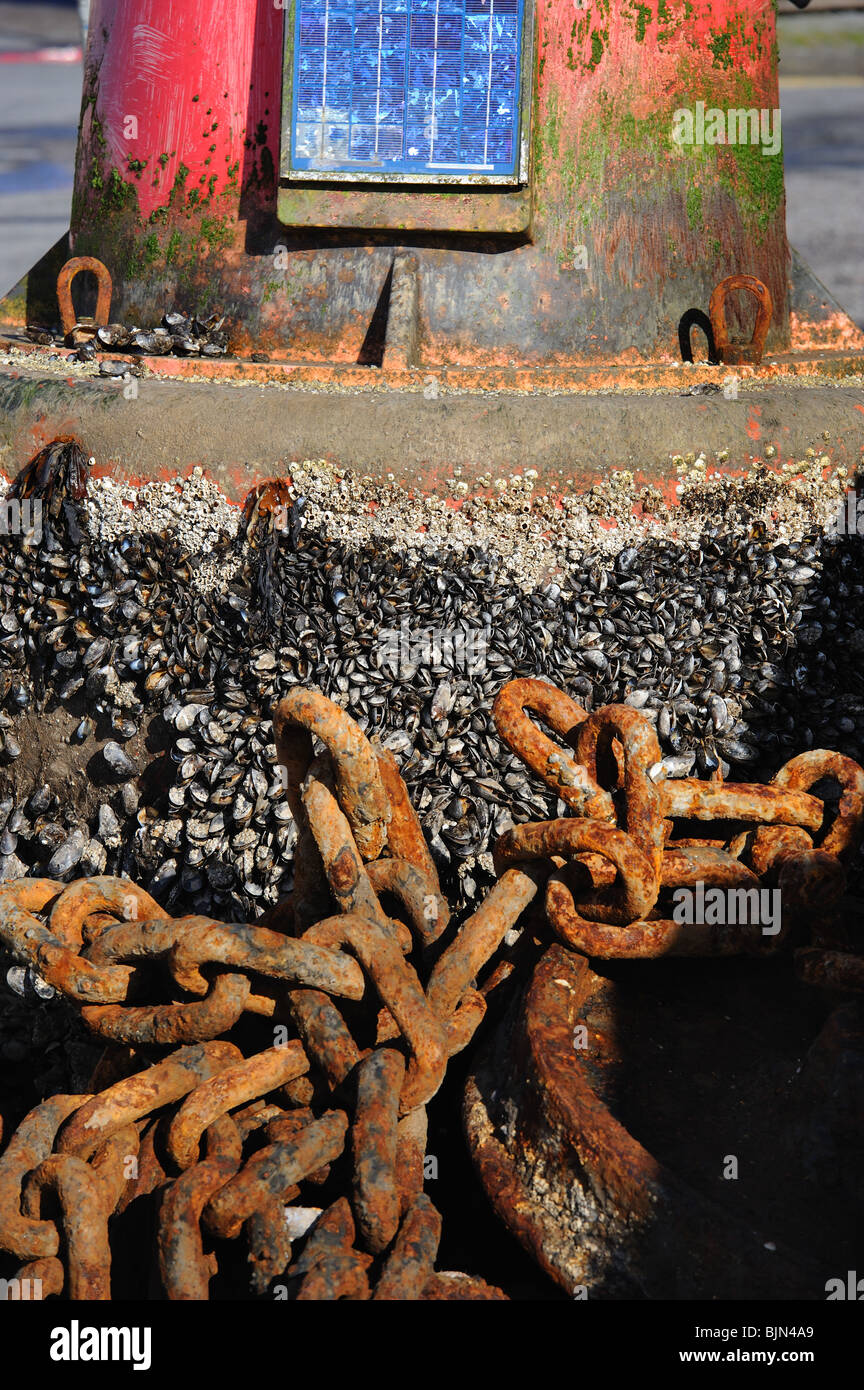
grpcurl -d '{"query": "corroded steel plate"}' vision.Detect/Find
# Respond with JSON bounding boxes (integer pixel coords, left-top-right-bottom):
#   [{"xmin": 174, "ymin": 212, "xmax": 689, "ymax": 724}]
[{"xmin": 464, "ymin": 944, "xmax": 859, "ymax": 1299}]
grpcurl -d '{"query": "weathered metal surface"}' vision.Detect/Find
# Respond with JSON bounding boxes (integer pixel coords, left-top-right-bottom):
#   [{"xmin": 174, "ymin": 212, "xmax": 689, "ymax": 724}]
[
  {"xmin": 364, "ymin": 858, "xmax": 448, "ymax": 949},
  {"xmin": 275, "ymin": 184, "xmax": 533, "ymax": 234},
  {"xmin": 659, "ymin": 845, "xmax": 761, "ymax": 889},
  {"xmin": 157, "ymin": 1117, "xmax": 241, "ymax": 1301},
  {"xmin": 274, "ymin": 688, "xmax": 391, "ymax": 860},
  {"xmin": 49, "ymin": 876, "xmax": 164, "ymax": 951},
  {"xmin": 82, "ymin": 972, "xmax": 254, "ymax": 1045},
  {"xmin": 394, "ymin": 1107, "xmax": 427, "ymax": 1217},
  {"xmin": 22, "ymin": 1152, "xmax": 115, "ymax": 1300},
  {"xmin": 0, "ymin": 1095, "xmax": 91, "ymax": 1259},
  {"xmin": 300, "ymin": 765, "xmax": 392, "ymax": 928},
  {"xmin": 117, "ymin": 1118, "xmax": 168, "ymax": 1213},
  {"xmin": 373, "ymin": 744, "xmax": 445, "ymax": 905},
  {"xmin": 461, "ymin": 681, "xmax": 864, "ymax": 1286},
  {"xmin": 0, "ymin": 889, "xmax": 133, "ymax": 1003},
  {"xmin": 372, "ymin": 1194, "xmax": 441, "ymax": 1301},
  {"xmin": 492, "ymin": 678, "xmax": 864, "ymax": 958},
  {"xmin": 426, "ymin": 866, "xmax": 542, "ymax": 1029},
  {"xmin": 165, "ymin": 1043, "xmax": 310, "ymax": 1171},
  {"xmin": 203, "ymin": 1112, "xmax": 349, "ymax": 1239},
  {"xmin": 302, "ymin": 914, "xmax": 448, "ymax": 1114},
  {"xmin": 492, "ymin": 678, "xmax": 613, "ymax": 819},
  {"xmin": 495, "ymin": 819, "xmax": 658, "ymax": 931},
  {"xmin": 56, "ymin": 256, "xmax": 112, "ymax": 345},
  {"xmin": 12, "ymin": 1257, "xmax": 65, "ymax": 1300},
  {"xmin": 9, "ymin": 0, "xmax": 850, "ymax": 369},
  {"xmin": 544, "ymin": 872, "xmax": 770, "ymax": 959},
  {"xmin": 167, "ymin": 918, "xmax": 367, "ymax": 1002},
  {"xmin": 56, "ymin": 1042, "xmax": 243, "ymax": 1161},
  {"xmin": 576, "ymin": 705, "xmax": 665, "ymax": 882},
  {"xmin": 421, "ymin": 1271, "xmax": 509, "ymax": 1301},
  {"xmin": 709, "ymin": 274, "xmax": 773, "ymax": 367},
  {"xmin": 287, "ymin": 987, "xmax": 363, "ymax": 1092},
  {"xmin": 772, "ymin": 750, "xmax": 864, "ymax": 858},
  {"xmin": 290, "ymin": 1198, "xmax": 372, "ymax": 1301},
  {"xmin": 76, "ymin": 909, "xmax": 367, "ymax": 1042},
  {"xmin": 661, "ymin": 779, "xmax": 824, "ymax": 830},
  {"xmin": 350, "ymin": 1049, "xmax": 405, "ymax": 1255},
  {"xmin": 464, "ymin": 944, "xmax": 822, "ymax": 1297}
]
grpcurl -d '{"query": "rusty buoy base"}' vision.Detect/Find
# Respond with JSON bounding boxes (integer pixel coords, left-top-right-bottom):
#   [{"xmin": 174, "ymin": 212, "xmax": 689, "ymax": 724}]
[{"xmin": 464, "ymin": 944, "xmax": 860, "ymax": 1300}]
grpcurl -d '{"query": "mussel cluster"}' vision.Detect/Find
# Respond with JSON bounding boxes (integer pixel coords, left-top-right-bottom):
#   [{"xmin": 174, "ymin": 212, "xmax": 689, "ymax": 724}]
[
  {"xmin": 0, "ymin": 440, "xmax": 863, "ymax": 941},
  {"xmin": 27, "ymin": 311, "xmax": 229, "ymax": 361}
]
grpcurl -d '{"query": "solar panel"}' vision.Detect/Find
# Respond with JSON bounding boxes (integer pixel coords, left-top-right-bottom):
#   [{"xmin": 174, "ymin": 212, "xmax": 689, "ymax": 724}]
[{"xmin": 286, "ymin": 1, "xmax": 526, "ymax": 183}]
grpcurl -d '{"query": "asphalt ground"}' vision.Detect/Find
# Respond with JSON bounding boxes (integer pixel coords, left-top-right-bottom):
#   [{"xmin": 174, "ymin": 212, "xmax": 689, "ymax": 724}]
[
  {"xmin": 781, "ymin": 75, "xmax": 864, "ymax": 327},
  {"xmin": 0, "ymin": 5, "xmax": 862, "ymax": 331},
  {"xmin": 0, "ymin": 2, "xmax": 82, "ymax": 296}
]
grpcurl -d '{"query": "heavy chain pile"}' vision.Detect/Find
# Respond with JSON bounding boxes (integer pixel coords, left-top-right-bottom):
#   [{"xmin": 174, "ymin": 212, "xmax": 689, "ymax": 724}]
[
  {"xmin": 0, "ymin": 688, "xmax": 538, "ymax": 1300},
  {"xmin": 1, "ymin": 680, "xmax": 862, "ymax": 1301},
  {"xmin": 493, "ymin": 679, "xmax": 864, "ymax": 982}
]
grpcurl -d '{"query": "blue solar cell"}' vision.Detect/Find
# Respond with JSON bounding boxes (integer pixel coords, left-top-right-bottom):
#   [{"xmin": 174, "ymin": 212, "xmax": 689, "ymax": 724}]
[
  {"xmin": 289, "ymin": 0, "xmax": 525, "ymax": 178},
  {"xmin": 327, "ymin": 16, "xmax": 352, "ymax": 42}
]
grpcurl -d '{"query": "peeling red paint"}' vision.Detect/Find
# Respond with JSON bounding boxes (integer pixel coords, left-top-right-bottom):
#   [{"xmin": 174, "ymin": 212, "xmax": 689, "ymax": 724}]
[
  {"xmin": 80, "ymin": 0, "xmax": 261, "ymax": 224},
  {"xmin": 42, "ymin": 0, "xmax": 832, "ymax": 369}
]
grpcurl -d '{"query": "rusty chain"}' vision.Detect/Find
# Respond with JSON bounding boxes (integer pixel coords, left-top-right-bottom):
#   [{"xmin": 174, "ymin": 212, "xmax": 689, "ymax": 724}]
[
  {"xmin": 0, "ymin": 689, "xmax": 536, "ymax": 1301},
  {"xmin": 492, "ymin": 677, "xmax": 864, "ymax": 968},
  {"xmin": 2, "ymin": 679, "xmax": 862, "ymax": 1300}
]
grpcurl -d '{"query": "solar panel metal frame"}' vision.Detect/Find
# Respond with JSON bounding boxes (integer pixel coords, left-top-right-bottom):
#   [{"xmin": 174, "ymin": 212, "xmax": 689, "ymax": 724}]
[{"xmin": 280, "ymin": 0, "xmax": 534, "ymax": 188}]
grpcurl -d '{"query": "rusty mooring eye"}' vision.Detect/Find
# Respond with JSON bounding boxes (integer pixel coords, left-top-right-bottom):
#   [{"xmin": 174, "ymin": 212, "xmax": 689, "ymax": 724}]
[
  {"xmin": 708, "ymin": 274, "xmax": 772, "ymax": 368},
  {"xmin": 56, "ymin": 256, "xmax": 113, "ymax": 346}
]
